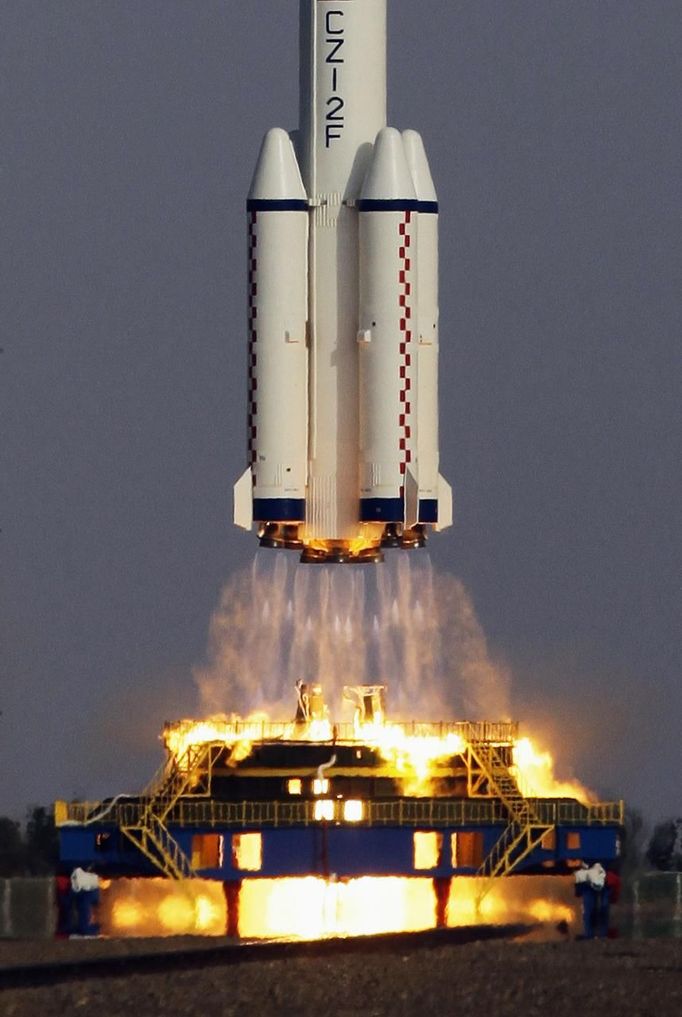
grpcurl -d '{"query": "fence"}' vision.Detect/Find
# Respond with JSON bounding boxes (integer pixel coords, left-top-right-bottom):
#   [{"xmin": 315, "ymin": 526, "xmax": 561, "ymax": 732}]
[{"xmin": 0, "ymin": 878, "xmax": 55, "ymax": 939}]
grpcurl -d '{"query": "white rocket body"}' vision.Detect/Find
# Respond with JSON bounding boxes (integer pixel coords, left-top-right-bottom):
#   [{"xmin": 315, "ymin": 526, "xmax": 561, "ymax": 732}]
[{"xmin": 234, "ymin": 0, "xmax": 451, "ymax": 557}]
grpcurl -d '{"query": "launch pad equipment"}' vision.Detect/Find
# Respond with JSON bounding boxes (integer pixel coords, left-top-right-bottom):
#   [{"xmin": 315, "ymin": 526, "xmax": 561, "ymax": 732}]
[
  {"xmin": 57, "ymin": 699, "xmax": 623, "ymax": 905},
  {"xmin": 233, "ymin": 0, "xmax": 452, "ymax": 562}
]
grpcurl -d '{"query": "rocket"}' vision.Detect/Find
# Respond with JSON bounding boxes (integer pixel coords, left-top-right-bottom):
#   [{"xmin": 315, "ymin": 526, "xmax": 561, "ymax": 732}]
[{"xmin": 234, "ymin": 0, "xmax": 452, "ymax": 563}]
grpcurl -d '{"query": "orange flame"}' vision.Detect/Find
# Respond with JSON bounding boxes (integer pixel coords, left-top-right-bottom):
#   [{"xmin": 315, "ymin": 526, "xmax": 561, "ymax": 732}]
[
  {"xmin": 163, "ymin": 714, "xmax": 591, "ymax": 802},
  {"xmin": 512, "ymin": 737, "xmax": 594, "ymax": 803},
  {"xmin": 100, "ymin": 875, "xmax": 577, "ymax": 939},
  {"xmin": 102, "ymin": 878, "xmax": 226, "ymax": 937},
  {"xmin": 356, "ymin": 721, "xmax": 466, "ymax": 794}
]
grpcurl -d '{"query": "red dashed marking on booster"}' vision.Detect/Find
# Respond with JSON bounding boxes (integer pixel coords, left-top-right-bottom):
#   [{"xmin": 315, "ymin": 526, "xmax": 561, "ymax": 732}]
[
  {"xmin": 398, "ymin": 212, "xmax": 414, "ymax": 497},
  {"xmin": 247, "ymin": 211, "xmax": 258, "ymax": 481}
]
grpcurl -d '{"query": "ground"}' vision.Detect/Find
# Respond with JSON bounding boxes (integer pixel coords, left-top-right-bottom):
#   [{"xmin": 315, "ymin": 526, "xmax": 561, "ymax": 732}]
[{"xmin": 0, "ymin": 936, "xmax": 680, "ymax": 1016}]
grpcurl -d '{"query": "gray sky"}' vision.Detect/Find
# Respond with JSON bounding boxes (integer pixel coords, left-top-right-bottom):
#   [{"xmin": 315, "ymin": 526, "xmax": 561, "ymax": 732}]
[{"xmin": 1, "ymin": 1, "xmax": 680, "ymax": 822}]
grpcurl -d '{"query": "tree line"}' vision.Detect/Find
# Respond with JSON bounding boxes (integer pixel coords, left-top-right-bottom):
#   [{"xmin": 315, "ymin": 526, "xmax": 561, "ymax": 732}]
[{"xmin": 0, "ymin": 807, "xmax": 59, "ymax": 877}]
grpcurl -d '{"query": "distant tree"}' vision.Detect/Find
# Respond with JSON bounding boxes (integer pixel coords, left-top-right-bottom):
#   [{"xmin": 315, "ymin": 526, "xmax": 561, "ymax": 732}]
[
  {"xmin": 24, "ymin": 806, "xmax": 58, "ymax": 875},
  {"xmin": 646, "ymin": 819, "xmax": 682, "ymax": 872},
  {"xmin": 0, "ymin": 816, "xmax": 24, "ymax": 877},
  {"xmin": 0, "ymin": 807, "xmax": 59, "ymax": 877}
]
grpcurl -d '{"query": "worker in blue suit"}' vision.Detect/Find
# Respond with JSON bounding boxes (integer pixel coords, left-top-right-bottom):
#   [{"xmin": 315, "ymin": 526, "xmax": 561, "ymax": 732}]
[
  {"xmin": 574, "ymin": 861, "xmax": 609, "ymax": 939},
  {"xmin": 69, "ymin": 867, "xmax": 101, "ymax": 937}
]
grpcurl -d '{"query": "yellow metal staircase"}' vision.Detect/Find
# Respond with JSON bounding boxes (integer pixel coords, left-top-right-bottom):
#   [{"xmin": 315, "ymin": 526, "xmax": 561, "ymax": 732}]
[
  {"xmin": 465, "ymin": 735, "xmax": 552, "ymax": 903},
  {"xmin": 121, "ymin": 742, "xmax": 218, "ymax": 879},
  {"xmin": 121, "ymin": 809, "xmax": 194, "ymax": 880}
]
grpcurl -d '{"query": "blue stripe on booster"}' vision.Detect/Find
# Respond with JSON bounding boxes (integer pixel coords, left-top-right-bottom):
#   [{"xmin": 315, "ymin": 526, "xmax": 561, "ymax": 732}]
[
  {"xmin": 356, "ymin": 199, "xmax": 439, "ymax": 214},
  {"xmin": 418, "ymin": 499, "xmax": 438, "ymax": 524},
  {"xmin": 253, "ymin": 498, "xmax": 306, "ymax": 522},
  {"xmin": 360, "ymin": 498, "xmax": 404, "ymax": 522},
  {"xmin": 247, "ymin": 199, "xmax": 438, "ymax": 214},
  {"xmin": 246, "ymin": 199, "xmax": 309, "ymax": 212},
  {"xmin": 415, "ymin": 201, "xmax": 438, "ymax": 214}
]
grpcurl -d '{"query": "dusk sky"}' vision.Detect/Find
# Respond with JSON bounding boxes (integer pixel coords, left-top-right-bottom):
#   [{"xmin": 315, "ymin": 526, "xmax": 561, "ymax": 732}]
[{"xmin": 2, "ymin": 1, "xmax": 679, "ymax": 823}]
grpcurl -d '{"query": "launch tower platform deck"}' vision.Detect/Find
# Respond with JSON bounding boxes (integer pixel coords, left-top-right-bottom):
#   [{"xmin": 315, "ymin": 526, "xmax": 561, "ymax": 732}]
[{"xmin": 57, "ymin": 717, "xmax": 623, "ymax": 898}]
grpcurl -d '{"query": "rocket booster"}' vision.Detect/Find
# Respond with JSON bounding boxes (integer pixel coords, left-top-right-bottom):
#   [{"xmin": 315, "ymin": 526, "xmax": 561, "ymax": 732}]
[{"xmin": 234, "ymin": 0, "xmax": 452, "ymax": 563}]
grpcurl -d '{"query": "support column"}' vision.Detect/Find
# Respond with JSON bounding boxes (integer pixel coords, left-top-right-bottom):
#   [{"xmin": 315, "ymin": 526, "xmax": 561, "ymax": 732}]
[
  {"xmin": 433, "ymin": 876, "xmax": 451, "ymax": 929},
  {"xmin": 224, "ymin": 880, "xmax": 242, "ymax": 939}
]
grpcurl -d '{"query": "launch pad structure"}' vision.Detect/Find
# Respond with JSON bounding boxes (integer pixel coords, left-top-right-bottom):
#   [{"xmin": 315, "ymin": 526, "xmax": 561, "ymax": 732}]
[{"xmin": 57, "ymin": 700, "xmax": 623, "ymax": 934}]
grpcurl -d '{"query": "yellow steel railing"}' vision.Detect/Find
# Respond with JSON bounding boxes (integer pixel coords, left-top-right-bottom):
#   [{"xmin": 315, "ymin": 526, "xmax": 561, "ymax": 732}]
[
  {"xmin": 117, "ymin": 742, "xmax": 221, "ymax": 879},
  {"xmin": 55, "ymin": 796, "xmax": 624, "ymax": 829},
  {"xmin": 162, "ymin": 718, "xmax": 519, "ymax": 747}
]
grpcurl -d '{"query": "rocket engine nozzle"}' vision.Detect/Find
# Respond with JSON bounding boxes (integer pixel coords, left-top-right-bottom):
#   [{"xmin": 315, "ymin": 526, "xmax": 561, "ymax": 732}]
[
  {"xmin": 299, "ymin": 541, "xmax": 383, "ymax": 565},
  {"xmin": 258, "ymin": 523, "xmax": 304, "ymax": 551},
  {"xmin": 380, "ymin": 524, "xmax": 426, "ymax": 550}
]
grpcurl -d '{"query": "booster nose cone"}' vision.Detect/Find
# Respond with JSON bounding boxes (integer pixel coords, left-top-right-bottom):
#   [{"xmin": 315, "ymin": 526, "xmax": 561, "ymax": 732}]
[
  {"xmin": 359, "ymin": 126, "xmax": 417, "ymax": 203},
  {"xmin": 248, "ymin": 127, "xmax": 307, "ymax": 203},
  {"xmin": 401, "ymin": 130, "xmax": 438, "ymax": 204},
  {"xmin": 237, "ymin": 126, "xmax": 309, "ymax": 535}
]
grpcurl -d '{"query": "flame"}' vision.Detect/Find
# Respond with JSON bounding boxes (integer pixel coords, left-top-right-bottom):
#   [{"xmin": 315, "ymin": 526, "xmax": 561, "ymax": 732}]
[
  {"xmin": 356, "ymin": 721, "xmax": 465, "ymax": 795},
  {"xmin": 163, "ymin": 714, "xmax": 466, "ymax": 797},
  {"xmin": 239, "ymin": 877, "xmax": 436, "ymax": 938},
  {"xmin": 101, "ymin": 875, "xmax": 577, "ymax": 939},
  {"xmin": 195, "ymin": 893, "xmax": 222, "ymax": 931},
  {"xmin": 512, "ymin": 737, "xmax": 594, "ymax": 803},
  {"xmin": 109, "ymin": 899, "xmax": 142, "ymax": 931},
  {"xmin": 157, "ymin": 894, "xmax": 195, "ymax": 934},
  {"xmin": 305, "ymin": 718, "xmax": 334, "ymax": 741},
  {"xmin": 301, "ymin": 528, "xmax": 384, "ymax": 560},
  {"xmin": 103, "ymin": 879, "xmax": 226, "ymax": 937},
  {"xmin": 446, "ymin": 876, "xmax": 576, "ymax": 929},
  {"xmin": 163, "ymin": 714, "xmax": 589, "ymax": 803},
  {"xmin": 163, "ymin": 713, "xmax": 334, "ymax": 765}
]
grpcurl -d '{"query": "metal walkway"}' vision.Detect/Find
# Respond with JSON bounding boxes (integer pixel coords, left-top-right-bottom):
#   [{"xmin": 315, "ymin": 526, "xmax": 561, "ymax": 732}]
[
  {"xmin": 464, "ymin": 732, "xmax": 552, "ymax": 904},
  {"xmin": 120, "ymin": 742, "xmax": 219, "ymax": 879}
]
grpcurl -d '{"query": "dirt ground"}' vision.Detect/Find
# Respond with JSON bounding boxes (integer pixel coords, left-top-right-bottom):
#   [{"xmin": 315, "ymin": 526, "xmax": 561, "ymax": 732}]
[{"xmin": 0, "ymin": 935, "xmax": 680, "ymax": 1017}]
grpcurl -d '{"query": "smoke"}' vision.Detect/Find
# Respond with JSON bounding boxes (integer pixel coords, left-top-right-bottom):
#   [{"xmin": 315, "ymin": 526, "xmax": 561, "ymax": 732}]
[{"xmin": 193, "ymin": 549, "xmax": 510, "ymax": 721}]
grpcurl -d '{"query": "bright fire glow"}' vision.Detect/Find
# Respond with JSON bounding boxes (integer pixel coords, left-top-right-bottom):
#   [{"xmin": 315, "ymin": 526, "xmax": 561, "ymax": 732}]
[
  {"xmin": 313, "ymin": 799, "xmax": 335, "ymax": 821},
  {"xmin": 301, "ymin": 531, "xmax": 383, "ymax": 559},
  {"xmin": 232, "ymin": 832, "xmax": 262, "ymax": 871},
  {"xmin": 413, "ymin": 831, "xmax": 441, "ymax": 870},
  {"xmin": 239, "ymin": 877, "xmax": 436, "ymax": 939},
  {"xmin": 164, "ymin": 714, "xmax": 590, "ymax": 803},
  {"xmin": 343, "ymin": 799, "xmax": 364, "ymax": 822},
  {"xmin": 357, "ymin": 721, "xmax": 466, "ymax": 795},
  {"xmin": 158, "ymin": 894, "xmax": 195, "ymax": 934},
  {"xmin": 100, "ymin": 875, "xmax": 577, "ymax": 939},
  {"xmin": 164, "ymin": 713, "xmax": 335, "ymax": 766},
  {"xmin": 512, "ymin": 737, "xmax": 593, "ymax": 803},
  {"xmin": 103, "ymin": 879, "xmax": 226, "ymax": 937},
  {"xmin": 446, "ymin": 876, "xmax": 576, "ymax": 928}
]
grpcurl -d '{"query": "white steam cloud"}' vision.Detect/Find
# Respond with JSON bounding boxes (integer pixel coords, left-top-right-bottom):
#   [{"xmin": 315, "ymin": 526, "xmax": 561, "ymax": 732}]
[{"xmin": 193, "ymin": 550, "xmax": 510, "ymax": 722}]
